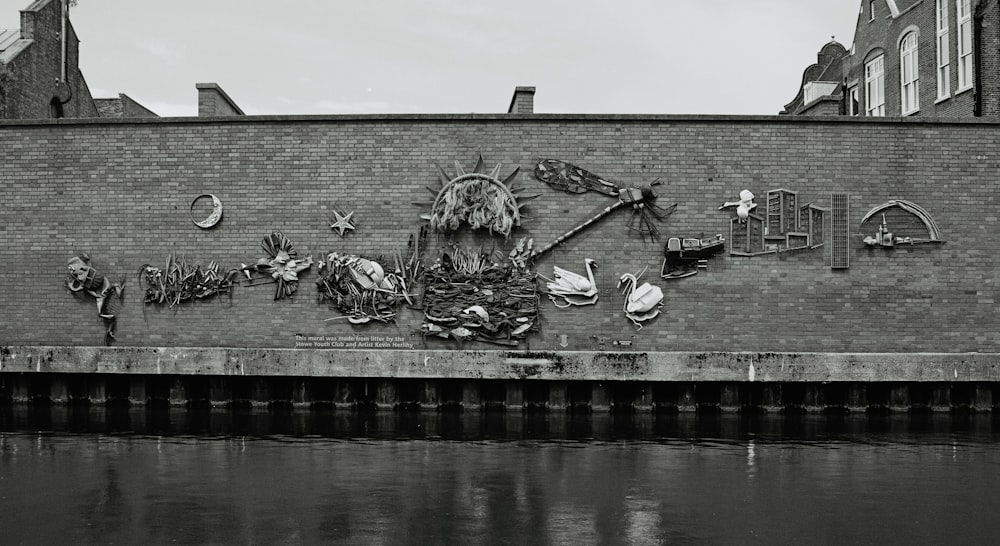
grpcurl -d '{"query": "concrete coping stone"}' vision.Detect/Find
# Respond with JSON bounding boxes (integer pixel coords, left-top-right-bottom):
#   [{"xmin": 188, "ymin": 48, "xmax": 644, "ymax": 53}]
[{"xmin": 1, "ymin": 346, "xmax": 998, "ymax": 383}]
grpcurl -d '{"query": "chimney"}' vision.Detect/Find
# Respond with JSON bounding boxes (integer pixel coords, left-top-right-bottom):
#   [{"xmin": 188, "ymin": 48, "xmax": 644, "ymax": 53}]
[
  {"xmin": 507, "ymin": 86, "xmax": 535, "ymax": 114},
  {"xmin": 196, "ymin": 83, "xmax": 245, "ymax": 116}
]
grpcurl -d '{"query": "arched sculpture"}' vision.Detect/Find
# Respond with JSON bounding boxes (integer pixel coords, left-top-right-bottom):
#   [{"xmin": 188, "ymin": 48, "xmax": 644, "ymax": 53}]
[
  {"xmin": 860, "ymin": 200, "xmax": 943, "ymax": 246},
  {"xmin": 66, "ymin": 254, "xmax": 125, "ymax": 345},
  {"xmin": 418, "ymin": 155, "xmax": 536, "ymax": 238}
]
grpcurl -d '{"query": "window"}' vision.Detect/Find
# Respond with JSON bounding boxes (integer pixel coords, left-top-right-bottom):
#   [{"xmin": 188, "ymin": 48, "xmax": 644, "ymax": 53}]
[
  {"xmin": 900, "ymin": 32, "xmax": 919, "ymax": 114},
  {"xmin": 865, "ymin": 55, "xmax": 885, "ymax": 116},
  {"xmin": 869, "ymin": 0, "xmax": 876, "ymax": 21},
  {"xmin": 848, "ymin": 85, "xmax": 860, "ymax": 115},
  {"xmin": 937, "ymin": 0, "xmax": 951, "ymax": 100},
  {"xmin": 957, "ymin": 0, "xmax": 973, "ymax": 91}
]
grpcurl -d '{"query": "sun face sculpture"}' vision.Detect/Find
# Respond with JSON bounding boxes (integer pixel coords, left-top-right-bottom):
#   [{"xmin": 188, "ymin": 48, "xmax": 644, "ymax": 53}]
[{"xmin": 417, "ymin": 155, "xmax": 535, "ymax": 238}]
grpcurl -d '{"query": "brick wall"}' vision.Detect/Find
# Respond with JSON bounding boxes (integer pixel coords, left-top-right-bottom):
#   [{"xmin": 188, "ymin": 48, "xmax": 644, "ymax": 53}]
[
  {"xmin": 0, "ymin": 0, "xmax": 97, "ymax": 119},
  {"xmin": 1, "ymin": 114, "xmax": 998, "ymax": 354}
]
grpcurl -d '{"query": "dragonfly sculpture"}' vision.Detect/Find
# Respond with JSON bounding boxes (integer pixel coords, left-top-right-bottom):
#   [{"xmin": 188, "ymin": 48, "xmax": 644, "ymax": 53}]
[{"xmin": 532, "ymin": 159, "xmax": 676, "ymax": 257}]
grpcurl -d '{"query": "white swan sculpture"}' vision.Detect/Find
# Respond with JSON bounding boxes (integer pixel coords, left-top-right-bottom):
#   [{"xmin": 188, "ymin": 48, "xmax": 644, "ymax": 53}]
[
  {"xmin": 618, "ymin": 271, "xmax": 663, "ymax": 329},
  {"xmin": 545, "ymin": 259, "xmax": 598, "ymax": 308}
]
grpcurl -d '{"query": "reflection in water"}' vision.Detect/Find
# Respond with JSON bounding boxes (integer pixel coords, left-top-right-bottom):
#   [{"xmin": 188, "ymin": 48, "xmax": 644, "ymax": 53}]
[{"xmin": 1, "ymin": 407, "xmax": 1000, "ymax": 544}]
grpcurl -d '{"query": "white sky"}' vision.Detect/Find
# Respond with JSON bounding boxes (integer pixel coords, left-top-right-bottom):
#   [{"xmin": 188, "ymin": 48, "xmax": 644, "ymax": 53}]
[{"xmin": 1, "ymin": 1, "xmax": 860, "ymax": 117}]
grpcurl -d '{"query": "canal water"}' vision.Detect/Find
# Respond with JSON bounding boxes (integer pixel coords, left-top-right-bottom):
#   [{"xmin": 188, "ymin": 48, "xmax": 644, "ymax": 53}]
[{"xmin": 2, "ymin": 407, "xmax": 999, "ymax": 545}]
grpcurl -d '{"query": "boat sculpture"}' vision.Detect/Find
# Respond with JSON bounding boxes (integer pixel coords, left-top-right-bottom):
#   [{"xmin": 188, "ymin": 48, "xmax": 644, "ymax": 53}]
[
  {"xmin": 661, "ymin": 234, "xmax": 726, "ymax": 279},
  {"xmin": 618, "ymin": 271, "xmax": 663, "ymax": 329},
  {"xmin": 543, "ymin": 259, "xmax": 599, "ymax": 308}
]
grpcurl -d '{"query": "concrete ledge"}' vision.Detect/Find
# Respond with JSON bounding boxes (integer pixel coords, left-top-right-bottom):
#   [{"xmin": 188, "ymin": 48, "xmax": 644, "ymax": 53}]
[{"xmin": 2, "ymin": 347, "xmax": 998, "ymax": 382}]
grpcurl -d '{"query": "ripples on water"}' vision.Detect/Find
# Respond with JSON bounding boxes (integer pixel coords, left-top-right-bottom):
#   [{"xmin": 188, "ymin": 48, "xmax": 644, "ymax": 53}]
[{"xmin": 2, "ymin": 407, "xmax": 1000, "ymax": 545}]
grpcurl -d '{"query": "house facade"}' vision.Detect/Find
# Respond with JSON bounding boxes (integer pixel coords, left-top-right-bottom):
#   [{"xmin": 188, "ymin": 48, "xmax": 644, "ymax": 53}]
[{"xmin": 783, "ymin": 0, "xmax": 1000, "ymax": 117}]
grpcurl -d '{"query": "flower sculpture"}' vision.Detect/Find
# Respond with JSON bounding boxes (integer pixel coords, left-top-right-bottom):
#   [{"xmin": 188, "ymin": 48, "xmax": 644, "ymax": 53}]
[{"xmin": 243, "ymin": 232, "xmax": 313, "ymax": 300}]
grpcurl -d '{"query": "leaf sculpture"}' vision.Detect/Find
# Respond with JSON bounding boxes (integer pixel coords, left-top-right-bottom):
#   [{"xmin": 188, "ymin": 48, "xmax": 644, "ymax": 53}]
[
  {"xmin": 415, "ymin": 155, "xmax": 537, "ymax": 238},
  {"xmin": 421, "ymin": 245, "xmax": 538, "ymax": 345},
  {"xmin": 243, "ymin": 232, "xmax": 314, "ymax": 300},
  {"xmin": 137, "ymin": 254, "xmax": 239, "ymax": 308}
]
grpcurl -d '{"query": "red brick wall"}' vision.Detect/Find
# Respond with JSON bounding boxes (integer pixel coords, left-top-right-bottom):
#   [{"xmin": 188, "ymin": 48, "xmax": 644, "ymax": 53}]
[
  {"xmin": 1, "ymin": 114, "xmax": 998, "ymax": 354},
  {"xmin": 0, "ymin": 0, "xmax": 97, "ymax": 119}
]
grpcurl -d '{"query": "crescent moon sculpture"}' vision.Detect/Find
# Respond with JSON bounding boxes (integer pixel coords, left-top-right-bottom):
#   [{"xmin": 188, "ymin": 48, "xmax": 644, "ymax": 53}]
[{"xmin": 190, "ymin": 194, "xmax": 223, "ymax": 229}]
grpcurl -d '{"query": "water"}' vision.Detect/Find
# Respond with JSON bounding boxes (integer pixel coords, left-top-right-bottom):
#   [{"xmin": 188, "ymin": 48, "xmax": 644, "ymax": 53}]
[{"xmin": 2, "ymin": 407, "xmax": 1000, "ymax": 545}]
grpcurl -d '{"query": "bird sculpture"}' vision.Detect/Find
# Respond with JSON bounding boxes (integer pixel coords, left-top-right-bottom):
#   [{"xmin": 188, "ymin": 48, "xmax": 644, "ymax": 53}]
[
  {"xmin": 719, "ymin": 189, "xmax": 757, "ymax": 221},
  {"xmin": 618, "ymin": 270, "xmax": 663, "ymax": 329},
  {"xmin": 544, "ymin": 259, "xmax": 599, "ymax": 308}
]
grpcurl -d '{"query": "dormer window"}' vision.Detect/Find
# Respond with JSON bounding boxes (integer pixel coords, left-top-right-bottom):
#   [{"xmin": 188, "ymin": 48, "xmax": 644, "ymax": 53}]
[{"xmin": 869, "ymin": 1, "xmax": 876, "ymax": 21}]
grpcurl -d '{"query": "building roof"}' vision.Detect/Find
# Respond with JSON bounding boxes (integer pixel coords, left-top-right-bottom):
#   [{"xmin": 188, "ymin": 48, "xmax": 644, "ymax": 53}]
[{"xmin": 0, "ymin": 29, "xmax": 19, "ymax": 52}]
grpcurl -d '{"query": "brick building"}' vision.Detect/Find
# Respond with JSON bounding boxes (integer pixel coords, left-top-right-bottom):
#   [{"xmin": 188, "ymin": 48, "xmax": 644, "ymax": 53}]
[
  {"xmin": 0, "ymin": 0, "xmax": 158, "ymax": 119},
  {"xmin": 783, "ymin": 0, "xmax": 1000, "ymax": 117}
]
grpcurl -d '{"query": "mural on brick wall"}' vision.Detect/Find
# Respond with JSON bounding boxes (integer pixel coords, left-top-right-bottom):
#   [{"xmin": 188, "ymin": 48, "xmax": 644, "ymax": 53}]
[
  {"xmin": 66, "ymin": 255, "xmax": 125, "ymax": 346},
  {"xmin": 54, "ymin": 149, "xmax": 952, "ymax": 348},
  {"xmin": 137, "ymin": 255, "xmax": 239, "ymax": 307},
  {"xmin": 241, "ymin": 232, "xmax": 314, "ymax": 300},
  {"xmin": 861, "ymin": 200, "xmax": 944, "ymax": 248}
]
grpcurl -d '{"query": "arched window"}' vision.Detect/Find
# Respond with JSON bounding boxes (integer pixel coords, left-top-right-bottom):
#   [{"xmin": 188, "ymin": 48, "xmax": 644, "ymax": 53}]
[
  {"xmin": 936, "ymin": 0, "xmax": 950, "ymax": 100},
  {"xmin": 900, "ymin": 32, "xmax": 919, "ymax": 115},
  {"xmin": 957, "ymin": 0, "xmax": 973, "ymax": 91},
  {"xmin": 865, "ymin": 53, "xmax": 885, "ymax": 116}
]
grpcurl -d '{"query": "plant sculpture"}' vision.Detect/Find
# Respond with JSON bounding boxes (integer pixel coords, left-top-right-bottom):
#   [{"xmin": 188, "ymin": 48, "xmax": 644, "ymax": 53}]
[
  {"xmin": 137, "ymin": 255, "xmax": 239, "ymax": 307},
  {"xmin": 242, "ymin": 232, "xmax": 313, "ymax": 300},
  {"xmin": 421, "ymin": 245, "xmax": 538, "ymax": 345},
  {"xmin": 317, "ymin": 248, "xmax": 420, "ymax": 324}
]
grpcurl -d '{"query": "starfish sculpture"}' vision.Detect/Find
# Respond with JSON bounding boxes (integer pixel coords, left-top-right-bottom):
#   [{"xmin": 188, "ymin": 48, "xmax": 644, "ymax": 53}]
[{"xmin": 329, "ymin": 209, "xmax": 356, "ymax": 237}]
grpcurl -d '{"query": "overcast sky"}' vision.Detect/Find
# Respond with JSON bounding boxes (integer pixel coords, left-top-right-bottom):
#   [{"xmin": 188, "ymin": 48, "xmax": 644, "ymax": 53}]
[{"xmin": 1, "ymin": 1, "xmax": 860, "ymax": 117}]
